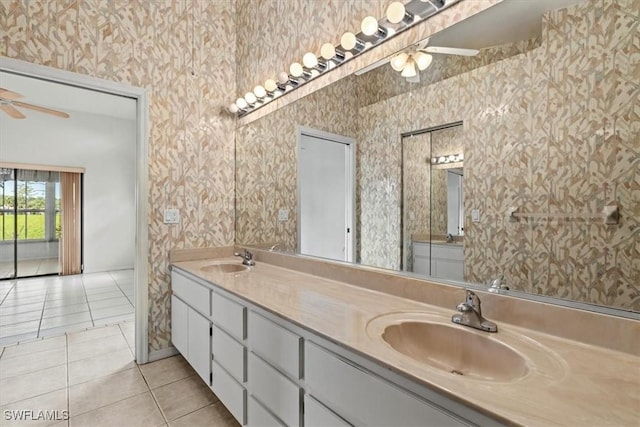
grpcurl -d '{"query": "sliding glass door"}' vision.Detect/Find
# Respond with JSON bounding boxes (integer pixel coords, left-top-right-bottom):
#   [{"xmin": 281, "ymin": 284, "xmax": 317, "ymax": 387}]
[{"xmin": 0, "ymin": 168, "xmax": 65, "ymax": 279}]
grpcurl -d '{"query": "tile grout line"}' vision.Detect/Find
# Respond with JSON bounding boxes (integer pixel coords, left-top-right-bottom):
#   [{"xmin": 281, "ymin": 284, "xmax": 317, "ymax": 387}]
[
  {"xmin": 138, "ymin": 364, "xmax": 171, "ymax": 425},
  {"xmin": 65, "ymin": 333, "xmax": 71, "ymax": 422},
  {"xmin": 109, "ymin": 270, "xmax": 135, "ymax": 307},
  {"xmin": 35, "ymin": 280, "xmax": 51, "ymax": 338},
  {"xmin": 80, "ymin": 275, "xmax": 96, "ymax": 328},
  {"xmin": 0, "ymin": 282, "xmax": 17, "ymax": 305}
]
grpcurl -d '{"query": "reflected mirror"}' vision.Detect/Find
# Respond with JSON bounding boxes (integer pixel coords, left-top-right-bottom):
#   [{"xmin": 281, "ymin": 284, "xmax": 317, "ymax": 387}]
[{"xmin": 235, "ymin": 0, "xmax": 639, "ymax": 314}]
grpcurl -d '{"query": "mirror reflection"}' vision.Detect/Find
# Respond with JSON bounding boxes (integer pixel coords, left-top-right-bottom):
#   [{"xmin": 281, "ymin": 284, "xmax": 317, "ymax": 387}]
[{"xmin": 235, "ymin": 0, "xmax": 639, "ymax": 313}]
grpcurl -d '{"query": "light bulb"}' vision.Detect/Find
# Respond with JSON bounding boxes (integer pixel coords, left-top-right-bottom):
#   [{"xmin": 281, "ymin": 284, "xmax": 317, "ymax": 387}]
[
  {"xmin": 386, "ymin": 2, "xmax": 408, "ymax": 24},
  {"xmin": 244, "ymin": 92, "xmax": 257, "ymax": 105},
  {"xmin": 390, "ymin": 52, "xmax": 408, "ymax": 71},
  {"xmin": 254, "ymin": 85, "xmax": 266, "ymax": 98},
  {"xmin": 236, "ymin": 97, "xmax": 248, "ymax": 109},
  {"xmin": 414, "ymin": 52, "xmax": 433, "ymax": 70},
  {"xmin": 290, "ymin": 62, "xmax": 303, "ymax": 77},
  {"xmin": 277, "ymin": 71, "xmax": 289, "ymax": 84},
  {"xmin": 361, "ymin": 16, "xmax": 379, "ymax": 36},
  {"xmin": 303, "ymin": 52, "xmax": 318, "ymax": 69},
  {"xmin": 228, "ymin": 103, "xmax": 239, "ymax": 114},
  {"xmin": 341, "ymin": 32, "xmax": 358, "ymax": 51},
  {"xmin": 401, "ymin": 58, "xmax": 417, "ymax": 77},
  {"xmin": 320, "ymin": 43, "xmax": 336, "ymax": 60},
  {"xmin": 264, "ymin": 79, "xmax": 277, "ymax": 92}
]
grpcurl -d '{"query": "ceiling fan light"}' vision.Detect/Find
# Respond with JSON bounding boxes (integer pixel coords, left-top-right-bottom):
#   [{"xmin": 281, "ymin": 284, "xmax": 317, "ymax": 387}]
[
  {"xmin": 390, "ymin": 52, "xmax": 409, "ymax": 72},
  {"xmin": 414, "ymin": 52, "xmax": 433, "ymax": 70},
  {"xmin": 401, "ymin": 58, "xmax": 417, "ymax": 78}
]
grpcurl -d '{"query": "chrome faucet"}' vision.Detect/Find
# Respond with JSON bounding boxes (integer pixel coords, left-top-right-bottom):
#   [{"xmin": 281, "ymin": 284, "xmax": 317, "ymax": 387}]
[
  {"xmin": 446, "ymin": 233, "xmax": 454, "ymax": 243},
  {"xmin": 488, "ymin": 274, "xmax": 509, "ymax": 293},
  {"xmin": 451, "ymin": 290, "xmax": 497, "ymax": 332},
  {"xmin": 234, "ymin": 249, "xmax": 255, "ymax": 266}
]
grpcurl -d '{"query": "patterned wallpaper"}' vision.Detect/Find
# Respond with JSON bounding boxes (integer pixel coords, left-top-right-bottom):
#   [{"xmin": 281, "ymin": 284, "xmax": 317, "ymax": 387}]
[
  {"xmin": 2, "ymin": 0, "xmax": 237, "ymax": 352},
  {"xmin": 236, "ymin": 0, "xmax": 639, "ymax": 311}
]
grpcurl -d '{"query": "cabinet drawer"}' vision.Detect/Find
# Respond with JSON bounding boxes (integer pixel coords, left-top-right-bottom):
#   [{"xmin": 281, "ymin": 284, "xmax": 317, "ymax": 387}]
[
  {"xmin": 213, "ymin": 325, "xmax": 246, "ymax": 383},
  {"xmin": 304, "ymin": 395, "xmax": 351, "ymax": 427},
  {"xmin": 248, "ymin": 311, "xmax": 301, "ymax": 379},
  {"xmin": 249, "ymin": 353, "xmax": 300, "ymax": 427},
  {"xmin": 248, "ymin": 396, "xmax": 284, "ymax": 427},
  {"xmin": 172, "ymin": 271, "xmax": 210, "ymax": 316},
  {"xmin": 305, "ymin": 342, "xmax": 466, "ymax": 427},
  {"xmin": 212, "ymin": 292, "xmax": 246, "ymax": 341},
  {"xmin": 188, "ymin": 308, "xmax": 211, "ymax": 385},
  {"xmin": 212, "ymin": 361, "xmax": 247, "ymax": 425}
]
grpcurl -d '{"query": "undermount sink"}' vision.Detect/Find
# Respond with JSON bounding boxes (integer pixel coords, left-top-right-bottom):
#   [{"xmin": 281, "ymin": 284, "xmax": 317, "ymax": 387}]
[
  {"xmin": 200, "ymin": 263, "xmax": 248, "ymax": 273},
  {"xmin": 381, "ymin": 321, "xmax": 528, "ymax": 382}
]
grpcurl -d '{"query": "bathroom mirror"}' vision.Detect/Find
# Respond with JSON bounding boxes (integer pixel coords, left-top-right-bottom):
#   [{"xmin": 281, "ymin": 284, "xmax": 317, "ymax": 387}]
[{"xmin": 235, "ymin": 0, "xmax": 639, "ymax": 314}]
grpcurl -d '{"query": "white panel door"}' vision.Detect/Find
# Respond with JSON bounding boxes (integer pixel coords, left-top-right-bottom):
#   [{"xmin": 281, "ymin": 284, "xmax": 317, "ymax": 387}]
[{"xmin": 298, "ymin": 131, "xmax": 353, "ymax": 262}]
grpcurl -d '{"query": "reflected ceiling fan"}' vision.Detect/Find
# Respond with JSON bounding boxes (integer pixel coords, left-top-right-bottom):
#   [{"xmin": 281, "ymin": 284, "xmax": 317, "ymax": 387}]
[
  {"xmin": 0, "ymin": 88, "xmax": 70, "ymax": 119},
  {"xmin": 390, "ymin": 39, "xmax": 479, "ymax": 82}
]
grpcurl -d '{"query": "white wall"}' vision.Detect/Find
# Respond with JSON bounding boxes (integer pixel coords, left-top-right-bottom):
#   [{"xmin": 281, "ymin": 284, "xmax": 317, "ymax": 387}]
[{"xmin": 0, "ymin": 109, "xmax": 136, "ymax": 273}]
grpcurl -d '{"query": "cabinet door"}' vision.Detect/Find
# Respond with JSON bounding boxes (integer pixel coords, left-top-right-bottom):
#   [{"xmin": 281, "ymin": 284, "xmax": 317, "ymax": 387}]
[
  {"xmin": 188, "ymin": 308, "xmax": 211, "ymax": 385},
  {"xmin": 171, "ymin": 295, "xmax": 188, "ymax": 356}
]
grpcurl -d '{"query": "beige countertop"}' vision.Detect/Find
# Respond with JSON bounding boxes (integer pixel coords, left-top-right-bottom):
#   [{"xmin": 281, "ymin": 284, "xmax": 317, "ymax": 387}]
[{"xmin": 172, "ymin": 257, "xmax": 640, "ymax": 426}]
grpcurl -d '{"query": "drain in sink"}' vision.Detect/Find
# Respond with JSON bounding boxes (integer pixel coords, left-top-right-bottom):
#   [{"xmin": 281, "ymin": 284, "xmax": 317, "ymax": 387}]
[{"xmin": 450, "ymin": 369, "xmax": 464, "ymax": 376}]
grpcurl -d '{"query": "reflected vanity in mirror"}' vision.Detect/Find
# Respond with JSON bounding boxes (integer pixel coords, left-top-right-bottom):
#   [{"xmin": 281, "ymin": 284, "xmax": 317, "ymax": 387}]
[{"xmin": 235, "ymin": 0, "xmax": 639, "ymax": 316}]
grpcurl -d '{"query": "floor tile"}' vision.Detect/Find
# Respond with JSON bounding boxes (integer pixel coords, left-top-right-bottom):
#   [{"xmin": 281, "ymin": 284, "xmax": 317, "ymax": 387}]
[
  {"xmin": 140, "ymin": 355, "xmax": 195, "ymax": 390},
  {"xmin": 0, "ymin": 331, "xmax": 38, "ymax": 346},
  {"xmin": 43, "ymin": 303, "xmax": 89, "ymax": 318},
  {"xmin": 93, "ymin": 313, "xmax": 134, "ymax": 327},
  {"xmin": 0, "ymin": 335, "xmax": 66, "ymax": 359},
  {"xmin": 69, "ymin": 368, "xmax": 148, "ymax": 416},
  {"xmin": 83, "ymin": 285, "xmax": 120, "ymax": 295},
  {"xmin": 40, "ymin": 312, "xmax": 92, "ymax": 330},
  {"xmin": 153, "ymin": 375, "xmax": 217, "ymax": 421},
  {"xmin": 86, "ymin": 291, "xmax": 125, "ymax": 302},
  {"xmin": 68, "ymin": 391, "xmax": 164, "ymax": 427},
  {"xmin": 0, "ymin": 310, "xmax": 43, "ymax": 325},
  {"xmin": 91, "ymin": 304, "xmax": 133, "ymax": 320},
  {"xmin": 68, "ymin": 333, "xmax": 128, "ymax": 363},
  {"xmin": 67, "ymin": 325, "xmax": 122, "ymax": 344},
  {"xmin": 0, "ymin": 388, "xmax": 68, "ymax": 427},
  {"xmin": 44, "ymin": 297, "xmax": 88, "ymax": 309},
  {"xmin": 88, "ymin": 296, "xmax": 130, "ymax": 310},
  {"xmin": 0, "ymin": 364, "xmax": 67, "ymax": 405},
  {"xmin": 39, "ymin": 322, "xmax": 94, "ymax": 339},
  {"xmin": 68, "ymin": 348, "xmax": 134, "ymax": 385},
  {"xmin": 169, "ymin": 402, "xmax": 239, "ymax": 427},
  {"xmin": 0, "ymin": 346, "xmax": 66, "ymax": 379},
  {"xmin": 0, "ymin": 302, "xmax": 44, "ymax": 315},
  {"xmin": 45, "ymin": 290, "xmax": 87, "ymax": 301},
  {"xmin": 119, "ymin": 322, "xmax": 135, "ymax": 349},
  {"xmin": 1, "ymin": 295, "xmax": 46, "ymax": 307},
  {"xmin": 0, "ymin": 320, "xmax": 41, "ymax": 338}
]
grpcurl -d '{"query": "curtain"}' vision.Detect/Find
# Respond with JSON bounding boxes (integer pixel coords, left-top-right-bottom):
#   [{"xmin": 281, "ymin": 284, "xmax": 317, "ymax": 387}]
[{"xmin": 60, "ymin": 172, "xmax": 82, "ymax": 275}]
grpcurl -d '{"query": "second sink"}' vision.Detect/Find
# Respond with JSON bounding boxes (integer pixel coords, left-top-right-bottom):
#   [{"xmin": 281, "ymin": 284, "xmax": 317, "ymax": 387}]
[{"xmin": 381, "ymin": 321, "xmax": 528, "ymax": 382}]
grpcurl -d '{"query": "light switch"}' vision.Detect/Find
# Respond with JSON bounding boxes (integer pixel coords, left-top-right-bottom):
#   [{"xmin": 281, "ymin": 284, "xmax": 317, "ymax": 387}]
[
  {"xmin": 164, "ymin": 208, "xmax": 180, "ymax": 224},
  {"xmin": 278, "ymin": 208, "xmax": 289, "ymax": 222},
  {"xmin": 471, "ymin": 209, "xmax": 480, "ymax": 223}
]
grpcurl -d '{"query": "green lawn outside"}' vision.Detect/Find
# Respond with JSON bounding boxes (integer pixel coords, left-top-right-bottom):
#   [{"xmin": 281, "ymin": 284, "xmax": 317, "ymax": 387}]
[{"xmin": 0, "ymin": 213, "xmax": 61, "ymax": 240}]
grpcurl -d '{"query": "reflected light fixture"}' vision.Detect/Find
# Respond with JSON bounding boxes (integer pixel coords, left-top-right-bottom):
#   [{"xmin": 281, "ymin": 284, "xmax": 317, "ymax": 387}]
[
  {"xmin": 430, "ymin": 153, "xmax": 464, "ymax": 165},
  {"xmin": 254, "ymin": 85, "xmax": 267, "ymax": 99},
  {"xmin": 264, "ymin": 79, "xmax": 278, "ymax": 94},
  {"xmin": 303, "ymin": 52, "xmax": 327, "ymax": 71},
  {"xmin": 341, "ymin": 31, "xmax": 365, "ymax": 52},
  {"xmin": 244, "ymin": 92, "xmax": 257, "ymax": 105},
  {"xmin": 320, "ymin": 43, "xmax": 345, "ymax": 63},
  {"xmin": 235, "ymin": 97, "xmax": 248, "ymax": 110},
  {"xmin": 228, "ymin": 103, "xmax": 239, "ymax": 114},
  {"xmin": 386, "ymin": 2, "xmax": 414, "ymax": 25},
  {"xmin": 391, "ymin": 50, "xmax": 433, "ymax": 79},
  {"xmin": 390, "ymin": 52, "xmax": 409, "ymax": 71},
  {"xmin": 400, "ymin": 58, "xmax": 417, "ymax": 77}
]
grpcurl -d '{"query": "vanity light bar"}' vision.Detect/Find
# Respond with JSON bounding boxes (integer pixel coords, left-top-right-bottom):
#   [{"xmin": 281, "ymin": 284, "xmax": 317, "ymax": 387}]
[
  {"xmin": 430, "ymin": 153, "xmax": 463, "ymax": 165},
  {"xmin": 228, "ymin": 0, "xmax": 459, "ymax": 117}
]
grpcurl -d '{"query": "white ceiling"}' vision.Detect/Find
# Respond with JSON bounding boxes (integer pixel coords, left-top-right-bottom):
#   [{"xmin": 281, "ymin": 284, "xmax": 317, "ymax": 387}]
[
  {"xmin": 0, "ymin": 71, "xmax": 136, "ymax": 121},
  {"xmin": 429, "ymin": 0, "xmax": 588, "ymax": 49}
]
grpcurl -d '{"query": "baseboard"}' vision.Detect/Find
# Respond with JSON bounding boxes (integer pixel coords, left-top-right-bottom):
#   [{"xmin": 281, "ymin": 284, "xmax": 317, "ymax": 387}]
[{"xmin": 147, "ymin": 346, "xmax": 179, "ymax": 363}]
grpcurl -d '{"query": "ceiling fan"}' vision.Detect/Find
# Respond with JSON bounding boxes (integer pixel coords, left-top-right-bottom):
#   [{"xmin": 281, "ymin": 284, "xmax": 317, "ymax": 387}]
[
  {"xmin": 0, "ymin": 88, "xmax": 70, "ymax": 119},
  {"xmin": 390, "ymin": 39, "xmax": 479, "ymax": 82}
]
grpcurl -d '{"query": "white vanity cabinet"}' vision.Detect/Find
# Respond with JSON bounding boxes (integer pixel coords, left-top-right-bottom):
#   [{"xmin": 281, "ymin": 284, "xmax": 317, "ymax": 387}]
[
  {"xmin": 413, "ymin": 242, "xmax": 464, "ymax": 281},
  {"xmin": 170, "ymin": 267, "xmax": 503, "ymax": 427}
]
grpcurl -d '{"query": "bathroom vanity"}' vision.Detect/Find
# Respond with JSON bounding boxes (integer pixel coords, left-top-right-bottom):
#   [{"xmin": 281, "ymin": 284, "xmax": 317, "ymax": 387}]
[
  {"xmin": 412, "ymin": 240, "xmax": 464, "ymax": 280},
  {"xmin": 170, "ymin": 251, "xmax": 639, "ymax": 427}
]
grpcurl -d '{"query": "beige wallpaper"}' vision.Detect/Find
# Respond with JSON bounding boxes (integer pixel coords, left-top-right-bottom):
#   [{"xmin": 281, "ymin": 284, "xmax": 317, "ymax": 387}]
[
  {"xmin": 2, "ymin": 0, "xmax": 237, "ymax": 352},
  {"xmin": 236, "ymin": 0, "xmax": 639, "ymax": 311}
]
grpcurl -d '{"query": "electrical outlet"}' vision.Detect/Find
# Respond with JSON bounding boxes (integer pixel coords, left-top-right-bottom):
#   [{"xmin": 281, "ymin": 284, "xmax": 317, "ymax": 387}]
[
  {"xmin": 164, "ymin": 208, "xmax": 180, "ymax": 224},
  {"xmin": 278, "ymin": 208, "xmax": 289, "ymax": 222},
  {"xmin": 471, "ymin": 209, "xmax": 480, "ymax": 223}
]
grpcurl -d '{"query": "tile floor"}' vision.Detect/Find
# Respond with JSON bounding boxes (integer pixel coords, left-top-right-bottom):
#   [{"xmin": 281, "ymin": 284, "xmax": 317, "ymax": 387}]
[
  {"xmin": 0, "ymin": 270, "xmax": 134, "ymax": 346},
  {"xmin": 0, "ymin": 323, "xmax": 239, "ymax": 427},
  {"xmin": 0, "ymin": 258, "xmax": 59, "ymax": 280}
]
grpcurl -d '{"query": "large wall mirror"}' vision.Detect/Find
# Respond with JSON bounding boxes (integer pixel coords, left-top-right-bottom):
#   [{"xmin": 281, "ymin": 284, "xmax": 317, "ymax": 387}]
[{"xmin": 235, "ymin": 0, "xmax": 639, "ymax": 315}]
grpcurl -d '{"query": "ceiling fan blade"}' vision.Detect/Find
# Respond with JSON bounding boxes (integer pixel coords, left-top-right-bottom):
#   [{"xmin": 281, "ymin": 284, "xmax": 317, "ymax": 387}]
[
  {"xmin": 0, "ymin": 104, "xmax": 26, "ymax": 119},
  {"xmin": 422, "ymin": 46, "xmax": 480, "ymax": 56},
  {"xmin": 13, "ymin": 101, "xmax": 70, "ymax": 118},
  {"xmin": 0, "ymin": 88, "xmax": 23, "ymax": 100}
]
